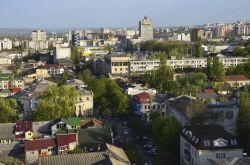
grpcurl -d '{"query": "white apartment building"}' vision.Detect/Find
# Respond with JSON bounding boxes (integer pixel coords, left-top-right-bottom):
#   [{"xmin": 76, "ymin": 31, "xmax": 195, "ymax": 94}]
[
  {"xmin": 0, "ymin": 38, "xmax": 12, "ymax": 51},
  {"xmin": 31, "ymin": 30, "xmax": 46, "ymax": 41},
  {"xmin": 29, "ymin": 30, "xmax": 48, "ymax": 51},
  {"xmin": 54, "ymin": 44, "xmax": 71, "ymax": 62},
  {"xmin": 167, "ymin": 57, "xmax": 247, "ymax": 69},
  {"xmin": 101, "ymin": 55, "xmax": 247, "ymax": 76},
  {"xmin": 139, "ymin": 16, "xmax": 154, "ymax": 41},
  {"xmin": 130, "ymin": 60, "xmax": 161, "ymax": 75},
  {"xmin": 180, "ymin": 126, "xmax": 243, "ymax": 165},
  {"xmin": 169, "ymin": 33, "xmax": 191, "ymax": 42}
]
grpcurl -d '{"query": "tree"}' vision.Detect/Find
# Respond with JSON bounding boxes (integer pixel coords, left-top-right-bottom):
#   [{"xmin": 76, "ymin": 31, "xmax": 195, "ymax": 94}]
[
  {"xmin": 152, "ymin": 116, "xmax": 181, "ymax": 164},
  {"xmin": 71, "ymin": 47, "xmax": 80, "ymax": 72},
  {"xmin": 237, "ymin": 89, "xmax": 250, "ymax": 154},
  {"xmin": 211, "ymin": 57, "xmax": 224, "ymax": 81},
  {"xmin": 34, "ymin": 85, "xmax": 79, "ymax": 121},
  {"xmin": 78, "ymin": 70, "xmax": 129, "ymax": 117},
  {"xmin": 0, "ymin": 98, "xmax": 19, "ymax": 123},
  {"xmin": 144, "ymin": 63, "xmax": 174, "ymax": 92},
  {"xmin": 194, "ymin": 39, "xmax": 203, "ymax": 57},
  {"xmin": 187, "ymin": 99, "xmax": 207, "ymax": 124},
  {"xmin": 207, "ymin": 56, "xmax": 213, "ymax": 80}
]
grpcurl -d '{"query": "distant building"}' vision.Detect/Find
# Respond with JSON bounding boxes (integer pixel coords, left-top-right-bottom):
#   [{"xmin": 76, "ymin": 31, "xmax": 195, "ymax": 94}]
[
  {"xmin": 169, "ymin": 33, "xmax": 191, "ymax": 42},
  {"xmin": 31, "ymin": 30, "xmax": 46, "ymax": 41},
  {"xmin": 139, "ymin": 16, "xmax": 154, "ymax": 41},
  {"xmin": 29, "ymin": 30, "xmax": 48, "ymax": 51},
  {"xmin": 180, "ymin": 125, "xmax": 243, "ymax": 165},
  {"xmin": 54, "ymin": 44, "xmax": 71, "ymax": 63},
  {"xmin": 72, "ymin": 31, "xmax": 80, "ymax": 47},
  {"xmin": 0, "ymin": 38, "xmax": 12, "ymax": 51},
  {"xmin": 101, "ymin": 54, "xmax": 130, "ymax": 76},
  {"xmin": 191, "ymin": 29, "xmax": 205, "ymax": 41}
]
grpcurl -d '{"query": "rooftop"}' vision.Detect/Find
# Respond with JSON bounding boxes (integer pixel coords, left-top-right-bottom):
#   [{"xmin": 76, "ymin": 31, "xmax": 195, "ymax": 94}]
[
  {"xmin": 0, "ymin": 123, "xmax": 15, "ymax": 140},
  {"xmin": 25, "ymin": 138, "xmax": 56, "ymax": 151},
  {"xmin": 181, "ymin": 125, "xmax": 242, "ymax": 150},
  {"xmin": 56, "ymin": 133, "xmax": 77, "ymax": 147},
  {"xmin": 15, "ymin": 121, "xmax": 33, "ymax": 132},
  {"xmin": 224, "ymin": 75, "xmax": 250, "ymax": 82},
  {"xmin": 38, "ymin": 143, "xmax": 130, "ymax": 165}
]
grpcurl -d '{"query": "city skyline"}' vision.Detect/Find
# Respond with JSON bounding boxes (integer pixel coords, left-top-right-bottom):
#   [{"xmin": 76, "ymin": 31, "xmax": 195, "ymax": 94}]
[{"xmin": 0, "ymin": 0, "xmax": 250, "ymax": 28}]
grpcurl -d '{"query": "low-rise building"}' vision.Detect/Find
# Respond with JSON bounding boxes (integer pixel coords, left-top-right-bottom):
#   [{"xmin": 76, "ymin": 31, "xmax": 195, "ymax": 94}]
[
  {"xmin": 180, "ymin": 125, "xmax": 243, "ymax": 165},
  {"xmin": 57, "ymin": 134, "xmax": 78, "ymax": 154},
  {"xmin": 224, "ymin": 75, "xmax": 250, "ymax": 87},
  {"xmin": 43, "ymin": 64, "xmax": 64, "ymax": 76},
  {"xmin": 15, "ymin": 121, "xmax": 33, "ymax": 140},
  {"xmin": 38, "ymin": 143, "xmax": 130, "ymax": 165},
  {"xmin": 25, "ymin": 139, "xmax": 56, "ymax": 164},
  {"xmin": 67, "ymin": 79, "xmax": 94, "ymax": 117},
  {"xmin": 102, "ymin": 54, "xmax": 130, "ymax": 76},
  {"xmin": 24, "ymin": 133, "xmax": 78, "ymax": 164},
  {"xmin": 130, "ymin": 60, "xmax": 161, "ymax": 75},
  {"xmin": 133, "ymin": 92, "xmax": 165, "ymax": 119},
  {"xmin": 0, "ymin": 74, "xmax": 24, "ymax": 90},
  {"xmin": 51, "ymin": 117, "xmax": 81, "ymax": 137}
]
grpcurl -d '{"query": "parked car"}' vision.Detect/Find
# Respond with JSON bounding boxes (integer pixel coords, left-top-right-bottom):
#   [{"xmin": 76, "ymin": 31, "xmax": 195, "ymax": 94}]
[
  {"xmin": 123, "ymin": 130, "xmax": 129, "ymax": 135},
  {"xmin": 146, "ymin": 149, "xmax": 158, "ymax": 156}
]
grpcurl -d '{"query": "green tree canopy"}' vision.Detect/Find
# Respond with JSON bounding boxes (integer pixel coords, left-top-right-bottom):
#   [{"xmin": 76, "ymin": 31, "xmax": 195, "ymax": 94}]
[
  {"xmin": 0, "ymin": 98, "xmax": 19, "ymax": 123},
  {"xmin": 237, "ymin": 89, "xmax": 250, "ymax": 154},
  {"xmin": 35, "ymin": 85, "xmax": 79, "ymax": 121}
]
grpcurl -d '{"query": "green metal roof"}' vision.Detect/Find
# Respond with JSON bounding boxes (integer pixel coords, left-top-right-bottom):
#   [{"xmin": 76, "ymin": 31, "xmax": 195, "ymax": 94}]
[{"xmin": 62, "ymin": 117, "xmax": 81, "ymax": 126}]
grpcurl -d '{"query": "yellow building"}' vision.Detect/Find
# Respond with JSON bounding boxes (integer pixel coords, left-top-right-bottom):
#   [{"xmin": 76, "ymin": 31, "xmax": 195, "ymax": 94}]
[{"xmin": 36, "ymin": 68, "xmax": 49, "ymax": 78}]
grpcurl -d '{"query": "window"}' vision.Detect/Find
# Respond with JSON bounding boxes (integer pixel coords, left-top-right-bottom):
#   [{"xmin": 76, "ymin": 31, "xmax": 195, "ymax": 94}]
[
  {"xmin": 216, "ymin": 153, "xmax": 226, "ymax": 159},
  {"xmin": 86, "ymin": 97, "xmax": 89, "ymax": 101},
  {"xmin": 226, "ymin": 111, "xmax": 233, "ymax": 119}
]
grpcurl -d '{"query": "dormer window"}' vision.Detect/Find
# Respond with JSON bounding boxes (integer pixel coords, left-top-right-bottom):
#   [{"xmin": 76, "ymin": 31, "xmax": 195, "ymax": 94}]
[{"xmin": 213, "ymin": 138, "xmax": 228, "ymax": 147}]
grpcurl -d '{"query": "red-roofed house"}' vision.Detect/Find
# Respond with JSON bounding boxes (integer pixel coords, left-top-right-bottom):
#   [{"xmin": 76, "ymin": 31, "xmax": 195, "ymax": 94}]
[
  {"xmin": 25, "ymin": 139, "xmax": 56, "ymax": 164},
  {"xmin": 56, "ymin": 133, "xmax": 78, "ymax": 154},
  {"xmin": 133, "ymin": 92, "xmax": 152, "ymax": 116},
  {"xmin": 224, "ymin": 75, "xmax": 250, "ymax": 87},
  {"xmin": 15, "ymin": 121, "xmax": 33, "ymax": 140},
  {"xmin": 11, "ymin": 87, "xmax": 21, "ymax": 93}
]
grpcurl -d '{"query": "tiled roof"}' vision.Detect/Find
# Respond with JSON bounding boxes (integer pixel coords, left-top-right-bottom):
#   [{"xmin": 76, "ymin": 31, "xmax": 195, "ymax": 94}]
[
  {"xmin": 181, "ymin": 125, "xmax": 243, "ymax": 150},
  {"xmin": 56, "ymin": 133, "xmax": 77, "ymax": 147},
  {"xmin": 135, "ymin": 92, "xmax": 151, "ymax": 104},
  {"xmin": 39, "ymin": 152, "xmax": 107, "ymax": 165},
  {"xmin": 224, "ymin": 75, "xmax": 250, "ymax": 82},
  {"xmin": 0, "ymin": 123, "xmax": 15, "ymax": 140},
  {"xmin": 15, "ymin": 121, "xmax": 33, "ymax": 132},
  {"xmin": 25, "ymin": 138, "xmax": 56, "ymax": 151},
  {"xmin": 43, "ymin": 64, "xmax": 60, "ymax": 69},
  {"xmin": 38, "ymin": 144, "xmax": 130, "ymax": 165}
]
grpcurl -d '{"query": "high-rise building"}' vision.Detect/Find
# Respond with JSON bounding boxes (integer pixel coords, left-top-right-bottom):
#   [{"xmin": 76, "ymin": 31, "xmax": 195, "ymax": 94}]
[
  {"xmin": 72, "ymin": 31, "xmax": 80, "ymax": 47},
  {"xmin": 139, "ymin": 16, "xmax": 154, "ymax": 41},
  {"xmin": 29, "ymin": 30, "xmax": 48, "ymax": 51},
  {"xmin": 31, "ymin": 30, "xmax": 46, "ymax": 41}
]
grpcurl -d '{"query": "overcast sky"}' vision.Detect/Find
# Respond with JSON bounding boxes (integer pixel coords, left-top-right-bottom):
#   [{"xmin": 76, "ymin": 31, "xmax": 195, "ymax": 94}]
[{"xmin": 0, "ymin": 0, "xmax": 250, "ymax": 28}]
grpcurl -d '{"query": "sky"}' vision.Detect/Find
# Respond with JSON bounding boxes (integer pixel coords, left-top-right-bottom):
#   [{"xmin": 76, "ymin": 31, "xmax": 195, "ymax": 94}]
[{"xmin": 0, "ymin": 0, "xmax": 250, "ymax": 28}]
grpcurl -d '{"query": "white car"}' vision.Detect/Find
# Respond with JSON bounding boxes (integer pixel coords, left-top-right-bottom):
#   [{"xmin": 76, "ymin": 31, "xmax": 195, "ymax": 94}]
[{"xmin": 123, "ymin": 130, "xmax": 129, "ymax": 135}]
